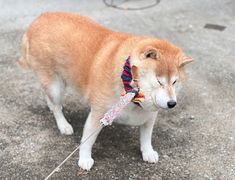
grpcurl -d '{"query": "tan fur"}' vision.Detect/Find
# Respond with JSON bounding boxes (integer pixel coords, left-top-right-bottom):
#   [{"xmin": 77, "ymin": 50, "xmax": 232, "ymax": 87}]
[
  {"xmin": 18, "ymin": 12, "xmax": 191, "ymax": 118},
  {"xmin": 18, "ymin": 12, "xmax": 194, "ymax": 170}
]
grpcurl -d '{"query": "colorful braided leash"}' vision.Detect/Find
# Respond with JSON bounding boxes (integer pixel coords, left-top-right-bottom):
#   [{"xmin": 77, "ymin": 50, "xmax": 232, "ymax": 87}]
[
  {"xmin": 120, "ymin": 57, "xmax": 145, "ymax": 105},
  {"xmin": 100, "ymin": 57, "xmax": 145, "ymax": 126}
]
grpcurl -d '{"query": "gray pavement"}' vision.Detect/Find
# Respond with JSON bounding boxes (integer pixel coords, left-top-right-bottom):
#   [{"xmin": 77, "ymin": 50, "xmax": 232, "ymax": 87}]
[{"xmin": 0, "ymin": 0, "xmax": 234, "ymax": 179}]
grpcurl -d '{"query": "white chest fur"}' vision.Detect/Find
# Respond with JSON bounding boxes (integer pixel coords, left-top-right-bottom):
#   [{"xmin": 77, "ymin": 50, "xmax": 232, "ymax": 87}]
[{"xmin": 115, "ymin": 103, "xmax": 158, "ymax": 126}]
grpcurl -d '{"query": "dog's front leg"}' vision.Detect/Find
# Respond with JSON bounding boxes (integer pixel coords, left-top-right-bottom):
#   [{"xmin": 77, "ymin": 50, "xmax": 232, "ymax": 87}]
[
  {"xmin": 140, "ymin": 112, "xmax": 159, "ymax": 163},
  {"xmin": 78, "ymin": 111, "xmax": 103, "ymax": 170}
]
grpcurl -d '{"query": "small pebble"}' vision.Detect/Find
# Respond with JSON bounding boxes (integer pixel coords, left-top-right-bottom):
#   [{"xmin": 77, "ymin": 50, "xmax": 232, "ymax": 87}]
[
  {"xmin": 189, "ymin": 115, "xmax": 195, "ymax": 120},
  {"xmin": 163, "ymin": 155, "xmax": 169, "ymax": 159}
]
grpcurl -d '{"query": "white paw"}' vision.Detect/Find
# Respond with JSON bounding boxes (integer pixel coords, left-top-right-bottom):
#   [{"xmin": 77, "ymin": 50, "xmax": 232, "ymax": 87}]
[
  {"xmin": 58, "ymin": 122, "xmax": 74, "ymax": 135},
  {"xmin": 142, "ymin": 150, "xmax": 159, "ymax": 163},
  {"xmin": 78, "ymin": 157, "xmax": 94, "ymax": 171}
]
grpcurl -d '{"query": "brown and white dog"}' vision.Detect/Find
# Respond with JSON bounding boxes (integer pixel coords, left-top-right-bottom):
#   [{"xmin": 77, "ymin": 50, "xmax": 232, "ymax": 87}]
[{"xmin": 18, "ymin": 12, "xmax": 193, "ymax": 170}]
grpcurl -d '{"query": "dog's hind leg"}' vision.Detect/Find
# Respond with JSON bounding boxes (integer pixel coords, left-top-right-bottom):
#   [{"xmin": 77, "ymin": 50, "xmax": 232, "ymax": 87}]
[{"xmin": 40, "ymin": 73, "xmax": 74, "ymax": 135}]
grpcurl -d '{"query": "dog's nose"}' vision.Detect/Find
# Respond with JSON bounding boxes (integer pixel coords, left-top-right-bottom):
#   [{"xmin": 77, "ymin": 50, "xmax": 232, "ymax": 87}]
[{"xmin": 167, "ymin": 100, "xmax": 176, "ymax": 108}]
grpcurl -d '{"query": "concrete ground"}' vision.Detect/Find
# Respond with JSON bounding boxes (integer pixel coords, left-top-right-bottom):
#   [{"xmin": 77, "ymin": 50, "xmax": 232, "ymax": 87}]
[{"xmin": 0, "ymin": 0, "xmax": 234, "ymax": 179}]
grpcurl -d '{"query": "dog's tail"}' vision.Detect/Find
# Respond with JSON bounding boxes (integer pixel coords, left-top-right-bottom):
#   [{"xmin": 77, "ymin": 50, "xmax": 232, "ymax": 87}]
[{"xmin": 17, "ymin": 33, "xmax": 30, "ymax": 69}]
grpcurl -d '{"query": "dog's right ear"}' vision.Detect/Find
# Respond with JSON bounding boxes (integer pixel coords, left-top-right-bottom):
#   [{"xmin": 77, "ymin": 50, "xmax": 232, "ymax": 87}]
[
  {"xmin": 179, "ymin": 55, "xmax": 194, "ymax": 68},
  {"xmin": 140, "ymin": 47, "xmax": 158, "ymax": 60}
]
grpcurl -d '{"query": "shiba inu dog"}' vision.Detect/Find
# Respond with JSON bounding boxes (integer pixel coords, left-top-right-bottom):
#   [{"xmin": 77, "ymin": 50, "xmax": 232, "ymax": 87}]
[{"xmin": 18, "ymin": 12, "xmax": 193, "ymax": 170}]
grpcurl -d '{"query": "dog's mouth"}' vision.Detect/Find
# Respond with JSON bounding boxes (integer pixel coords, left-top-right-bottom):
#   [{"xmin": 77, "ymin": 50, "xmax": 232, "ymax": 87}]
[
  {"xmin": 143, "ymin": 92, "xmax": 176, "ymax": 111},
  {"xmin": 153, "ymin": 102, "xmax": 168, "ymax": 110},
  {"xmin": 150, "ymin": 93, "xmax": 170, "ymax": 110}
]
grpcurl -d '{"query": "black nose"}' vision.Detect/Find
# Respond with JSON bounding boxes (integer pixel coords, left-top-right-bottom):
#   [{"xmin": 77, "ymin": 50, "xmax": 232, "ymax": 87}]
[{"xmin": 167, "ymin": 100, "xmax": 177, "ymax": 108}]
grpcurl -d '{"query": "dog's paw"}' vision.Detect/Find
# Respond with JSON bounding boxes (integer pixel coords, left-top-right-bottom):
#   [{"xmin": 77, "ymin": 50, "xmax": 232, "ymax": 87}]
[
  {"xmin": 78, "ymin": 157, "xmax": 94, "ymax": 171},
  {"xmin": 142, "ymin": 150, "xmax": 159, "ymax": 163},
  {"xmin": 58, "ymin": 123, "xmax": 74, "ymax": 135},
  {"xmin": 78, "ymin": 158, "xmax": 94, "ymax": 171}
]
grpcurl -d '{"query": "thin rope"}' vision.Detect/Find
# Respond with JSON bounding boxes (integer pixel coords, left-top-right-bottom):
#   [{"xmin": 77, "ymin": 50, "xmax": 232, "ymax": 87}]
[{"xmin": 44, "ymin": 123, "xmax": 104, "ymax": 180}]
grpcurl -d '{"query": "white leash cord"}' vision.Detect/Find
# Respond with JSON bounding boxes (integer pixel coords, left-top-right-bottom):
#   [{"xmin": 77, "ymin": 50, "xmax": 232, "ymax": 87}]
[
  {"xmin": 44, "ymin": 92, "xmax": 136, "ymax": 180},
  {"xmin": 44, "ymin": 123, "xmax": 104, "ymax": 180}
]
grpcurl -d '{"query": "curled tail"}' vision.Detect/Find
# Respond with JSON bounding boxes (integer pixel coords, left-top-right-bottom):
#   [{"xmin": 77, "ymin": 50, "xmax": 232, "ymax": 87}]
[{"xmin": 17, "ymin": 34, "xmax": 30, "ymax": 69}]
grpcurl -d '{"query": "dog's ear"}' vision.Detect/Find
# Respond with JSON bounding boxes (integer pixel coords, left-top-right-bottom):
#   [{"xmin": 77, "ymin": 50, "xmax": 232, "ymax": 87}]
[
  {"xmin": 140, "ymin": 47, "xmax": 158, "ymax": 60},
  {"xmin": 131, "ymin": 46, "xmax": 158, "ymax": 67},
  {"xmin": 179, "ymin": 55, "xmax": 194, "ymax": 67}
]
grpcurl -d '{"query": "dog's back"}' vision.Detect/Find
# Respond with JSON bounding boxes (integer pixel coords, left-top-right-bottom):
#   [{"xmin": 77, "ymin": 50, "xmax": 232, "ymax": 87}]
[{"xmin": 19, "ymin": 13, "xmax": 126, "ymax": 94}]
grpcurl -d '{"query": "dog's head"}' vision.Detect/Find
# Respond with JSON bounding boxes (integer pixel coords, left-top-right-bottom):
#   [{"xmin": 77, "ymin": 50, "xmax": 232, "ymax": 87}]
[{"xmin": 131, "ymin": 39, "xmax": 193, "ymax": 111}]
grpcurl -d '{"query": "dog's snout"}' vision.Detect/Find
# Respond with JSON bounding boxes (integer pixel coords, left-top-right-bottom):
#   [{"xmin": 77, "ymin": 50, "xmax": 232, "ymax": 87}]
[{"xmin": 167, "ymin": 100, "xmax": 176, "ymax": 108}]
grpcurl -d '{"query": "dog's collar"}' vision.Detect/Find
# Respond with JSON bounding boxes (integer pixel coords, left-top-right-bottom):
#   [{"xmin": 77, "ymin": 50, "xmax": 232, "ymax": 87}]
[{"xmin": 121, "ymin": 56, "xmax": 145, "ymax": 107}]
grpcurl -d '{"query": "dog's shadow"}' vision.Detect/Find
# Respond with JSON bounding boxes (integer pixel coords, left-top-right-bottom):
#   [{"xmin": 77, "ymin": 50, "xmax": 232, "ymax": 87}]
[
  {"xmin": 64, "ymin": 106, "xmax": 190, "ymax": 161},
  {"xmin": 62, "ymin": 107, "xmax": 141, "ymax": 160},
  {"xmin": 26, "ymin": 101, "xmax": 190, "ymax": 162},
  {"xmin": 64, "ymin": 107, "xmax": 89, "ymax": 136}
]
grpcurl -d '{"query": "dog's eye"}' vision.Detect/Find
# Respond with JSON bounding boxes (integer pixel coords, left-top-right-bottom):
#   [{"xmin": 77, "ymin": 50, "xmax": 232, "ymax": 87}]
[
  {"xmin": 173, "ymin": 80, "xmax": 177, "ymax": 85},
  {"xmin": 157, "ymin": 80, "xmax": 163, "ymax": 86}
]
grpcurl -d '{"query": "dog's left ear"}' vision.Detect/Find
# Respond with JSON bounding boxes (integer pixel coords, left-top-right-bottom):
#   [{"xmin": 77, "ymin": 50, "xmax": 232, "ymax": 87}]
[
  {"xmin": 179, "ymin": 55, "xmax": 194, "ymax": 67},
  {"xmin": 131, "ymin": 46, "xmax": 158, "ymax": 67}
]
